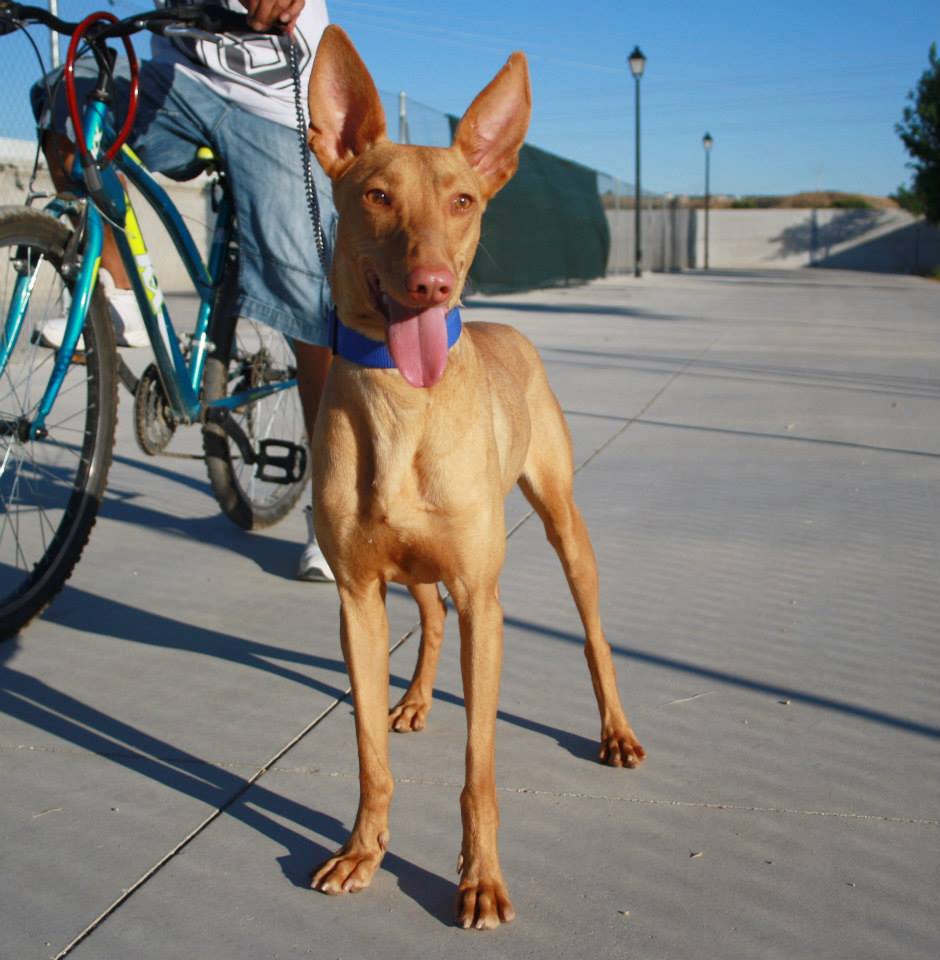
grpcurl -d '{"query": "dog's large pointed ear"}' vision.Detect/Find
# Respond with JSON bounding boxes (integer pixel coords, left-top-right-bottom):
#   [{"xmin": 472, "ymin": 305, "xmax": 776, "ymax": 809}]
[
  {"xmin": 307, "ymin": 25, "xmax": 387, "ymax": 180},
  {"xmin": 453, "ymin": 52, "xmax": 531, "ymax": 200}
]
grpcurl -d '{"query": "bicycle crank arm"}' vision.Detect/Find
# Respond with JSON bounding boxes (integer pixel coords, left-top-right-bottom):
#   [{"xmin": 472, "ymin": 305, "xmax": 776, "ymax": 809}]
[
  {"xmin": 205, "ymin": 409, "xmax": 307, "ymax": 484},
  {"xmin": 117, "ymin": 354, "xmax": 139, "ymax": 394}
]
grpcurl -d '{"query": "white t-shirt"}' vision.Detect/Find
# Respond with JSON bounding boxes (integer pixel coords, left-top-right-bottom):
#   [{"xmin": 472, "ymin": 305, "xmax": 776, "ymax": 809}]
[{"xmin": 151, "ymin": 1, "xmax": 329, "ymax": 128}]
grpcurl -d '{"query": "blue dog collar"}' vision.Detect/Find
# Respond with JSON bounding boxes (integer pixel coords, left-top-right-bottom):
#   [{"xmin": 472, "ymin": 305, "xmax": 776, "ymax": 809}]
[{"xmin": 329, "ymin": 307, "xmax": 463, "ymax": 368}]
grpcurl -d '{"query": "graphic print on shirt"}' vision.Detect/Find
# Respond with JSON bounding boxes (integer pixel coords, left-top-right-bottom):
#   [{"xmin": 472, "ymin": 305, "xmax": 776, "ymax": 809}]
[
  {"xmin": 171, "ymin": 26, "xmax": 311, "ymax": 92},
  {"xmin": 152, "ymin": 0, "xmax": 327, "ymax": 125}
]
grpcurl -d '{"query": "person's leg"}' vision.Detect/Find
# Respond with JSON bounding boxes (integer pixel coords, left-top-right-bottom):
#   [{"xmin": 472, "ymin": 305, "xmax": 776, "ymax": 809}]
[
  {"xmin": 42, "ymin": 131, "xmax": 132, "ymax": 288},
  {"xmin": 295, "ymin": 339, "xmax": 332, "ymax": 445},
  {"xmin": 35, "ymin": 128, "xmax": 145, "ymax": 346},
  {"xmin": 212, "ymin": 103, "xmax": 337, "ymax": 579},
  {"xmin": 32, "ymin": 59, "xmax": 211, "ymax": 347},
  {"xmin": 295, "ymin": 341, "xmax": 335, "ymax": 581}
]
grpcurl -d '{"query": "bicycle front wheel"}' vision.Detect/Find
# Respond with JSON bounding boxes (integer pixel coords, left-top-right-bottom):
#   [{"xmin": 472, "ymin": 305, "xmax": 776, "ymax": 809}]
[
  {"xmin": 202, "ymin": 281, "xmax": 309, "ymax": 530},
  {"xmin": 0, "ymin": 208, "xmax": 117, "ymax": 639}
]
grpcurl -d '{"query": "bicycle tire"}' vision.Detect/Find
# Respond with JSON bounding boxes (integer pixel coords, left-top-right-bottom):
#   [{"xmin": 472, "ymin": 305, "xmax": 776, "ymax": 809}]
[
  {"xmin": 202, "ymin": 260, "xmax": 309, "ymax": 530},
  {"xmin": 0, "ymin": 207, "xmax": 117, "ymax": 639}
]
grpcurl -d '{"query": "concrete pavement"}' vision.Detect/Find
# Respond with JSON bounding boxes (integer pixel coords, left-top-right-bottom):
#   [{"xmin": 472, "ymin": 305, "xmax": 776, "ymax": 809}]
[{"xmin": 2, "ymin": 268, "xmax": 939, "ymax": 959}]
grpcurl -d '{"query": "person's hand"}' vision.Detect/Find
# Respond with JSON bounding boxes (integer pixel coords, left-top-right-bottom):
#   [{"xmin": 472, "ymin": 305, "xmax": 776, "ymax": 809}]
[{"xmin": 242, "ymin": 0, "xmax": 305, "ymax": 33}]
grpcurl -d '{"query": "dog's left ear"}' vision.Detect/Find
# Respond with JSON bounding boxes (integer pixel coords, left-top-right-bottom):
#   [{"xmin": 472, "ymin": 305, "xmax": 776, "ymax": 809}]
[
  {"xmin": 307, "ymin": 25, "xmax": 388, "ymax": 180},
  {"xmin": 453, "ymin": 52, "xmax": 531, "ymax": 200}
]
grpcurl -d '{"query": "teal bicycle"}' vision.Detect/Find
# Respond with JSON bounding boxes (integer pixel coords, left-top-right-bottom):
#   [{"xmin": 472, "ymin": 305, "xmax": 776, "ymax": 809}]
[{"xmin": 0, "ymin": 4, "xmax": 311, "ymax": 638}]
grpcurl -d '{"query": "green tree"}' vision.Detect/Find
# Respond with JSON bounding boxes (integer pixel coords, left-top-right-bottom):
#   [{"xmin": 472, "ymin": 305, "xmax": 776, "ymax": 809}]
[{"xmin": 896, "ymin": 44, "xmax": 940, "ymax": 223}]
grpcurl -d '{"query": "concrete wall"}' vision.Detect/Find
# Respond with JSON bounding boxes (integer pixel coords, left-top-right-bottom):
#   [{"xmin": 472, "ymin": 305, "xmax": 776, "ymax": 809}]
[
  {"xmin": 697, "ymin": 207, "xmax": 940, "ymax": 274},
  {"xmin": 1, "ymin": 162, "xmax": 212, "ymax": 294},
  {"xmin": 9, "ymin": 157, "xmax": 938, "ymax": 291},
  {"xmin": 606, "ymin": 203, "xmax": 696, "ymax": 274}
]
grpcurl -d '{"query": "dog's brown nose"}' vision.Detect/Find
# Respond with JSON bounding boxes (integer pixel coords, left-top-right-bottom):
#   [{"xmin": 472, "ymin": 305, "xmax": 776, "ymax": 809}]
[{"xmin": 407, "ymin": 267, "xmax": 455, "ymax": 306}]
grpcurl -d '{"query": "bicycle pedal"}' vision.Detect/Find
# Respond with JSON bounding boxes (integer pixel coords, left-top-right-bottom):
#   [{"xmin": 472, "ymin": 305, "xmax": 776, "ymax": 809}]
[{"xmin": 254, "ymin": 439, "xmax": 307, "ymax": 484}]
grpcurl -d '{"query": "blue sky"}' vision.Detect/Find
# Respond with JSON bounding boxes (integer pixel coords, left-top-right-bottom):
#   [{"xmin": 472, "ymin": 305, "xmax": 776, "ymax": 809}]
[{"xmin": 2, "ymin": 0, "xmax": 936, "ymax": 197}]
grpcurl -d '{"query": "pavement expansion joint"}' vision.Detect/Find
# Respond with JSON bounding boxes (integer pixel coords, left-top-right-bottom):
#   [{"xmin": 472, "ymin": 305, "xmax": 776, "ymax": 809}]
[
  {"xmin": 492, "ymin": 789, "xmax": 940, "ymax": 826},
  {"xmin": 571, "ymin": 339, "xmax": 720, "ymax": 477},
  {"xmin": 238, "ymin": 766, "xmax": 940, "ymax": 828}
]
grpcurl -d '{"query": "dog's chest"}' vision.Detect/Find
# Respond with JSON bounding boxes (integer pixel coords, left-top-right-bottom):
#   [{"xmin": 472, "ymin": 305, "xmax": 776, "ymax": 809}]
[
  {"xmin": 354, "ymin": 394, "xmax": 497, "ymax": 573},
  {"xmin": 365, "ymin": 416, "xmax": 483, "ymax": 524},
  {"xmin": 317, "ymin": 357, "xmax": 508, "ymax": 581}
]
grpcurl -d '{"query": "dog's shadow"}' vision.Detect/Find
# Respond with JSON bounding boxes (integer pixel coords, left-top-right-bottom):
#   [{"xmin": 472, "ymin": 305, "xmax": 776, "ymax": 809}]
[
  {"xmin": 270, "ymin": 797, "xmax": 457, "ymax": 925},
  {"xmin": 269, "ymin": 682, "xmax": 597, "ymax": 924},
  {"xmin": 0, "ymin": 656, "xmax": 457, "ymax": 928},
  {"xmin": 386, "ymin": 852, "xmax": 458, "ymax": 921},
  {"xmin": 390, "ymin": 673, "xmax": 601, "ymax": 765},
  {"xmin": 267, "ymin": 682, "xmax": 597, "ymax": 926}
]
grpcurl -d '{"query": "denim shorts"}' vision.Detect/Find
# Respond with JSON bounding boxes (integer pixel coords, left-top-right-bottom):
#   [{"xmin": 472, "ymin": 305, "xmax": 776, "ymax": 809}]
[{"xmin": 33, "ymin": 59, "xmax": 335, "ymax": 346}]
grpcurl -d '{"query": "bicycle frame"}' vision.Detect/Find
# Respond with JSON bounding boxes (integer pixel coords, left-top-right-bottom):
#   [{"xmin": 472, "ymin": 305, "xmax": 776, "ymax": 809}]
[{"xmin": 1, "ymin": 90, "xmax": 299, "ymax": 440}]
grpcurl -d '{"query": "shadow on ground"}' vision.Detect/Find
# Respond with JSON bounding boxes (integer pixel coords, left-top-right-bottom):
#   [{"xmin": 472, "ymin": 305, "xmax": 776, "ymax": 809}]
[{"xmin": 0, "ymin": 633, "xmax": 457, "ymax": 925}]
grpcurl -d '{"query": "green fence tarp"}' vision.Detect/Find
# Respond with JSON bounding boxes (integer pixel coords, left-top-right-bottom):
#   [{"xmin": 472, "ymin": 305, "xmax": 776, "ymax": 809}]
[{"xmin": 448, "ymin": 116, "xmax": 610, "ymax": 294}]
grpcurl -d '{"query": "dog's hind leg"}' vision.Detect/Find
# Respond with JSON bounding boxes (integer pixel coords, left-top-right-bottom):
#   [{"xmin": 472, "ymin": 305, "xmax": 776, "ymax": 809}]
[
  {"xmin": 518, "ymin": 394, "xmax": 646, "ymax": 769},
  {"xmin": 389, "ymin": 583, "xmax": 448, "ymax": 732}
]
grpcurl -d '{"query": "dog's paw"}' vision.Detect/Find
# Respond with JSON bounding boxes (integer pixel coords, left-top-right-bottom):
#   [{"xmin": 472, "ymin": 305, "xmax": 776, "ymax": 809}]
[
  {"xmin": 311, "ymin": 839, "xmax": 386, "ymax": 895},
  {"xmin": 599, "ymin": 728, "xmax": 646, "ymax": 768},
  {"xmin": 388, "ymin": 698, "xmax": 430, "ymax": 733},
  {"xmin": 456, "ymin": 878, "xmax": 515, "ymax": 930}
]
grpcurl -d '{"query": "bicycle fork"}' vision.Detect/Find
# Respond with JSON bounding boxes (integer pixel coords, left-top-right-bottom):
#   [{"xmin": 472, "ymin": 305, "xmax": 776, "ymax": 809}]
[{"xmin": 0, "ymin": 198, "xmax": 101, "ymax": 442}]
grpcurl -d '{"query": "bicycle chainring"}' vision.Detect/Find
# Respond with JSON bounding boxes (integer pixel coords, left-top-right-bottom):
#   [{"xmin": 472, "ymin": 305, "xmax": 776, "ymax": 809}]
[{"xmin": 134, "ymin": 363, "xmax": 177, "ymax": 455}]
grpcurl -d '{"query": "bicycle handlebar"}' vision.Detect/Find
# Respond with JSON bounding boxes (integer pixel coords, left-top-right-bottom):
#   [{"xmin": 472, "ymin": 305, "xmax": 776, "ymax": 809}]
[
  {"xmin": 1, "ymin": 3, "xmax": 279, "ymax": 167},
  {"xmin": 0, "ymin": 3, "xmax": 258, "ymax": 39}
]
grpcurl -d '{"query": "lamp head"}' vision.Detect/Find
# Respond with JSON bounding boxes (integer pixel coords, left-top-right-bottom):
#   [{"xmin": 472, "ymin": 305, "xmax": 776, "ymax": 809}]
[{"xmin": 628, "ymin": 46, "xmax": 647, "ymax": 78}]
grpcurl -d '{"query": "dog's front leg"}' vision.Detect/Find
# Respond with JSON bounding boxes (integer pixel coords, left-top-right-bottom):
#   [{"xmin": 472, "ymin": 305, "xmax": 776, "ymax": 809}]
[
  {"xmin": 312, "ymin": 581, "xmax": 393, "ymax": 895},
  {"xmin": 450, "ymin": 580, "xmax": 516, "ymax": 929}
]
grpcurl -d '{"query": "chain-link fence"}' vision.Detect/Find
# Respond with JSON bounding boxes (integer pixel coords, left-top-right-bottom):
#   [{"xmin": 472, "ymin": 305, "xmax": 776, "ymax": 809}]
[
  {"xmin": 1, "ymin": 20, "xmax": 55, "ymax": 206},
  {"xmin": 599, "ymin": 173, "xmax": 696, "ymax": 275},
  {"xmin": 1, "ymin": 1, "xmax": 153, "ymax": 206}
]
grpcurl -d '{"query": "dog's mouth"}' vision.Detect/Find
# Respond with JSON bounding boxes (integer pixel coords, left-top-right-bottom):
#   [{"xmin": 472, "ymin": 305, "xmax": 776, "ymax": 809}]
[{"xmin": 366, "ymin": 272, "xmax": 451, "ymax": 389}]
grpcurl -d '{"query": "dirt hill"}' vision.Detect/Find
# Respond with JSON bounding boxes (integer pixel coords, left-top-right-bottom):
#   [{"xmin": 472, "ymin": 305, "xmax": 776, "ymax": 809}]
[{"xmin": 698, "ymin": 191, "xmax": 899, "ymax": 210}]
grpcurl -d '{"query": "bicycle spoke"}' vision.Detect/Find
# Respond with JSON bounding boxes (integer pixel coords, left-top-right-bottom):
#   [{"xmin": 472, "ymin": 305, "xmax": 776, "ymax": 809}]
[
  {"xmin": 0, "ymin": 469, "xmax": 30, "ymax": 572},
  {"xmin": 203, "ymin": 308, "xmax": 308, "ymax": 528}
]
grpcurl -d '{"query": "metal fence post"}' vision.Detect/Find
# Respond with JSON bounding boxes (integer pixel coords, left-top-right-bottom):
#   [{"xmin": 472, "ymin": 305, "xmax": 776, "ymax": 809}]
[
  {"xmin": 398, "ymin": 91, "xmax": 409, "ymax": 145},
  {"xmin": 49, "ymin": 0, "xmax": 60, "ymax": 68}
]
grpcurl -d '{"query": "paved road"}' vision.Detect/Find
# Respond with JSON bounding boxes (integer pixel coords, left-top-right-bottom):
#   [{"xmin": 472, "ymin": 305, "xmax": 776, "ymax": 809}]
[{"xmin": 2, "ymin": 269, "xmax": 938, "ymax": 959}]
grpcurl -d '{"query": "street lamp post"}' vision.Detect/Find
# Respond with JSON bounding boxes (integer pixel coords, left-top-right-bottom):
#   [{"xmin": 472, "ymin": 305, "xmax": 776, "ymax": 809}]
[
  {"xmin": 628, "ymin": 46, "xmax": 646, "ymax": 278},
  {"xmin": 702, "ymin": 131, "xmax": 713, "ymax": 269}
]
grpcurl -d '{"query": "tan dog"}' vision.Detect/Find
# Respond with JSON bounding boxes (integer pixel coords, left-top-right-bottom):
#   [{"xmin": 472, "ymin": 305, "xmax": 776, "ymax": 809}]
[{"xmin": 306, "ymin": 26, "xmax": 645, "ymax": 929}]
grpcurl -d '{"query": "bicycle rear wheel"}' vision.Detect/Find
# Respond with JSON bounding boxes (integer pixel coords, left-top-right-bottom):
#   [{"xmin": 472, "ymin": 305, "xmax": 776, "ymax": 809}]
[
  {"xmin": 202, "ymin": 265, "xmax": 309, "ymax": 530},
  {"xmin": 0, "ymin": 208, "xmax": 117, "ymax": 639}
]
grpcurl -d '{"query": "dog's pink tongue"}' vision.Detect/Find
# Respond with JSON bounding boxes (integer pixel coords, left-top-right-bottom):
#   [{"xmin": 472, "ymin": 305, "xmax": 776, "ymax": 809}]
[{"xmin": 386, "ymin": 303, "xmax": 449, "ymax": 388}]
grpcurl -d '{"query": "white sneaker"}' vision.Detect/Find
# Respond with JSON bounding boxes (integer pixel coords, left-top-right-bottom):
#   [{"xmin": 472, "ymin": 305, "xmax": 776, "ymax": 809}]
[
  {"xmin": 297, "ymin": 505, "xmax": 335, "ymax": 582},
  {"xmin": 35, "ymin": 268, "xmax": 149, "ymax": 349},
  {"xmin": 98, "ymin": 268, "xmax": 149, "ymax": 347},
  {"xmin": 32, "ymin": 314, "xmax": 81, "ymax": 350}
]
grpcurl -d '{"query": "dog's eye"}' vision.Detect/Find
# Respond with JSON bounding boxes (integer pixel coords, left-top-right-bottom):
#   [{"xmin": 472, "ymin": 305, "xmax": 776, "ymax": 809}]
[
  {"xmin": 365, "ymin": 188, "xmax": 392, "ymax": 206},
  {"xmin": 453, "ymin": 193, "xmax": 475, "ymax": 212}
]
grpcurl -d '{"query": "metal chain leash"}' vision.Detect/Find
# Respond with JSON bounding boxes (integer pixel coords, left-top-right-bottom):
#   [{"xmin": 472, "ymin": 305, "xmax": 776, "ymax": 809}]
[{"xmin": 288, "ymin": 37, "xmax": 330, "ymax": 275}]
